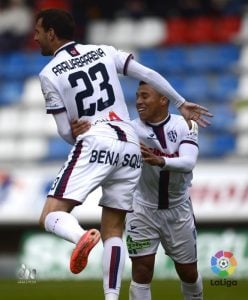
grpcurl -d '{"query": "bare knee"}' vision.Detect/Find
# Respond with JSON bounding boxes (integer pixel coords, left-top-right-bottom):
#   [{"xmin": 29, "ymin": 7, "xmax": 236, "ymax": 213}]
[
  {"xmin": 175, "ymin": 262, "xmax": 198, "ymax": 283},
  {"xmin": 131, "ymin": 255, "xmax": 155, "ymax": 284}
]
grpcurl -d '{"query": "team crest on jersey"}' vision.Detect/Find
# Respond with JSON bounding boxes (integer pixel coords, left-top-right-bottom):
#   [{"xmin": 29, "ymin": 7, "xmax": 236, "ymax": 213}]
[
  {"xmin": 167, "ymin": 130, "xmax": 177, "ymax": 143},
  {"xmin": 69, "ymin": 47, "xmax": 80, "ymax": 56}
]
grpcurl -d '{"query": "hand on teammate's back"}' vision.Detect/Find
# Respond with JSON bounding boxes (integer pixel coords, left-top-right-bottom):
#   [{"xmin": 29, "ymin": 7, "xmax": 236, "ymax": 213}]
[{"xmin": 71, "ymin": 119, "xmax": 91, "ymax": 139}]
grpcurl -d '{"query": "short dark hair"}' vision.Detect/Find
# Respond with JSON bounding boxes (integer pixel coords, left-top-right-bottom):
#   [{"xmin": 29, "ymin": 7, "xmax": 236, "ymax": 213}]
[
  {"xmin": 139, "ymin": 80, "xmax": 147, "ymax": 86},
  {"xmin": 36, "ymin": 9, "xmax": 75, "ymax": 40}
]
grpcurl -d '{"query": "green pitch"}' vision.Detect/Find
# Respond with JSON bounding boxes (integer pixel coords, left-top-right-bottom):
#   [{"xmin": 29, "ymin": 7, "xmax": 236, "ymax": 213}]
[{"xmin": 1, "ymin": 279, "xmax": 247, "ymax": 300}]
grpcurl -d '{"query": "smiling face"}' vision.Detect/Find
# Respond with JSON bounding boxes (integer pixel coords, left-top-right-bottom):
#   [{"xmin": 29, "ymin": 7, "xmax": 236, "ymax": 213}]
[{"xmin": 136, "ymin": 83, "xmax": 169, "ymax": 123}]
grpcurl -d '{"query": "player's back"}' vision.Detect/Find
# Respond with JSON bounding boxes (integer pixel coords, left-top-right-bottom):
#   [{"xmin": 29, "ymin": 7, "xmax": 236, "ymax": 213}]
[{"xmin": 40, "ymin": 42, "xmax": 138, "ymax": 144}]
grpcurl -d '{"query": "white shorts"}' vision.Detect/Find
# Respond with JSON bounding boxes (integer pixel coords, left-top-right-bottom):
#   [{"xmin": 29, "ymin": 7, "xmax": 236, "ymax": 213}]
[
  {"xmin": 125, "ymin": 198, "xmax": 197, "ymax": 264},
  {"xmin": 48, "ymin": 135, "xmax": 142, "ymax": 211}
]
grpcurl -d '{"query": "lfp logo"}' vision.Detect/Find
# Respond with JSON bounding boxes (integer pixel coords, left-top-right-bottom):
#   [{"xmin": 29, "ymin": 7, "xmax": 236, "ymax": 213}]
[{"xmin": 211, "ymin": 250, "xmax": 237, "ymax": 277}]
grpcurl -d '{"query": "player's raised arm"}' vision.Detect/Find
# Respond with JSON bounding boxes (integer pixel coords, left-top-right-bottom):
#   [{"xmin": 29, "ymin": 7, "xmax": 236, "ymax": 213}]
[{"xmin": 126, "ymin": 59, "xmax": 213, "ymax": 127}]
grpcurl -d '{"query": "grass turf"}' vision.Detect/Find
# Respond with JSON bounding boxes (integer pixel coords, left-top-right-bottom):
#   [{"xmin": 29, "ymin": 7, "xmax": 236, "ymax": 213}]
[{"xmin": 0, "ymin": 279, "xmax": 247, "ymax": 300}]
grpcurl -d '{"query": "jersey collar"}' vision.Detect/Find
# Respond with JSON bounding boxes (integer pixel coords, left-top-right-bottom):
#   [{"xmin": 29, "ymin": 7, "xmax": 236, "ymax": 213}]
[
  {"xmin": 146, "ymin": 113, "xmax": 171, "ymax": 128},
  {"xmin": 54, "ymin": 41, "xmax": 78, "ymax": 56}
]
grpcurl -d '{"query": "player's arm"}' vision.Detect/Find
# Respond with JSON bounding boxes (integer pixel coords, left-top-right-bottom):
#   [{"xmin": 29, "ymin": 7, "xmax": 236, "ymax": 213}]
[
  {"xmin": 162, "ymin": 143, "xmax": 198, "ymax": 172},
  {"xmin": 162, "ymin": 120, "xmax": 199, "ymax": 172},
  {"xmin": 141, "ymin": 120, "xmax": 199, "ymax": 171},
  {"xmin": 53, "ymin": 111, "xmax": 75, "ymax": 145},
  {"xmin": 141, "ymin": 142, "xmax": 198, "ymax": 172},
  {"xmin": 39, "ymin": 74, "xmax": 75, "ymax": 145},
  {"xmin": 125, "ymin": 59, "xmax": 213, "ymax": 127}
]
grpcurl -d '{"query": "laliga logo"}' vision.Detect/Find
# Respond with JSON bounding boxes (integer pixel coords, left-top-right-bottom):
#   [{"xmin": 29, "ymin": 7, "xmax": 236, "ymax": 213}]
[
  {"xmin": 211, "ymin": 250, "xmax": 237, "ymax": 277},
  {"xmin": 210, "ymin": 250, "xmax": 238, "ymax": 287}
]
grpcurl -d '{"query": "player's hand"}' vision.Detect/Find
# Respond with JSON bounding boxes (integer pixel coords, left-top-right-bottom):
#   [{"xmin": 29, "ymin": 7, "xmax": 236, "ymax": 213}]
[
  {"xmin": 179, "ymin": 101, "xmax": 213, "ymax": 128},
  {"xmin": 71, "ymin": 119, "xmax": 91, "ymax": 139},
  {"xmin": 140, "ymin": 143, "xmax": 165, "ymax": 167}
]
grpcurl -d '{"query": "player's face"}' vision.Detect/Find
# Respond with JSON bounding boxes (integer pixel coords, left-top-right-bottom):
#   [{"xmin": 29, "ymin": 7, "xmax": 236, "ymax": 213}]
[
  {"xmin": 34, "ymin": 18, "xmax": 54, "ymax": 56},
  {"xmin": 136, "ymin": 84, "xmax": 168, "ymax": 123}
]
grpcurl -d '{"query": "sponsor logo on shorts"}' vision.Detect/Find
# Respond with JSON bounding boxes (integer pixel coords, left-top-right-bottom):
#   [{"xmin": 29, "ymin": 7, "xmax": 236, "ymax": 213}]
[
  {"xmin": 126, "ymin": 235, "xmax": 151, "ymax": 254},
  {"xmin": 89, "ymin": 150, "xmax": 141, "ymax": 169}
]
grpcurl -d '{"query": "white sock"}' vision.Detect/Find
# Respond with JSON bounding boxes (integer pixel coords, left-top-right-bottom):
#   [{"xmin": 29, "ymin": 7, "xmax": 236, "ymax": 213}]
[
  {"xmin": 181, "ymin": 273, "xmax": 203, "ymax": 300},
  {"xmin": 102, "ymin": 237, "xmax": 125, "ymax": 299},
  {"xmin": 129, "ymin": 280, "xmax": 151, "ymax": 300},
  {"xmin": 105, "ymin": 293, "xmax": 119, "ymax": 300},
  {"xmin": 44, "ymin": 211, "xmax": 85, "ymax": 244}
]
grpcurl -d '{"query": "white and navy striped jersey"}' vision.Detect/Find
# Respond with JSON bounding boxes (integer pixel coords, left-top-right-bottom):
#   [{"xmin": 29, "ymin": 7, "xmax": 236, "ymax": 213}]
[
  {"xmin": 132, "ymin": 114, "xmax": 199, "ymax": 209},
  {"xmin": 39, "ymin": 42, "xmax": 138, "ymax": 144}
]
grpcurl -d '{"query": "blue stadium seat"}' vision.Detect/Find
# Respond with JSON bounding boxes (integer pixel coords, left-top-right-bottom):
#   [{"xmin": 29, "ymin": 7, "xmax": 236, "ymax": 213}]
[
  {"xmin": 3, "ymin": 52, "xmax": 30, "ymax": 79},
  {"xmin": 157, "ymin": 47, "xmax": 186, "ymax": 74},
  {"xmin": 207, "ymin": 105, "xmax": 236, "ymax": 132},
  {"xmin": 46, "ymin": 138, "xmax": 72, "ymax": 161},
  {"xmin": 198, "ymin": 132, "xmax": 236, "ymax": 158},
  {"xmin": 27, "ymin": 52, "xmax": 51, "ymax": 76},
  {"xmin": 138, "ymin": 48, "xmax": 161, "ymax": 70},
  {"xmin": 208, "ymin": 73, "xmax": 239, "ymax": 102},
  {"xmin": 120, "ymin": 77, "xmax": 138, "ymax": 103},
  {"xmin": 1, "ymin": 51, "xmax": 51, "ymax": 80},
  {"xmin": 0, "ymin": 81, "xmax": 23, "ymax": 105},
  {"xmin": 184, "ymin": 44, "xmax": 240, "ymax": 73},
  {"xmin": 179, "ymin": 75, "xmax": 209, "ymax": 102},
  {"xmin": 210, "ymin": 44, "xmax": 240, "ymax": 72},
  {"xmin": 184, "ymin": 46, "xmax": 215, "ymax": 73}
]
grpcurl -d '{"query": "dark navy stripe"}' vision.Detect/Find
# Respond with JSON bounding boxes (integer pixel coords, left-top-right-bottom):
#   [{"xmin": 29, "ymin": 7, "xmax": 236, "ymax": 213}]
[
  {"xmin": 152, "ymin": 126, "xmax": 167, "ymax": 149},
  {"xmin": 180, "ymin": 140, "xmax": 199, "ymax": 148},
  {"xmin": 54, "ymin": 140, "xmax": 83, "ymax": 197},
  {"xmin": 123, "ymin": 54, "xmax": 134, "ymax": 75},
  {"xmin": 158, "ymin": 170, "xmax": 169, "ymax": 209},
  {"xmin": 109, "ymin": 246, "xmax": 121, "ymax": 289},
  {"xmin": 107, "ymin": 123, "xmax": 127, "ymax": 141},
  {"xmin": 146, "ymin": 115, "xmax": 171, "ymax": 149},
  {"xmin": 46, "ymin": 107, "xmax": 66, "ymax": 114}
]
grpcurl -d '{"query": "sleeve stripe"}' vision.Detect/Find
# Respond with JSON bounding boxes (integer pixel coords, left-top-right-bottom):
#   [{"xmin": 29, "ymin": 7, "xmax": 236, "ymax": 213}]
[
  {"xmin": 123, "ymin": 53, "xmax": 134, "ymax": 75},
  {"xmin": 180, "ymin": 140, "xmax": 199, "ymax": 148},
  {"xmin": 46, "ymin": 107, "xmax": 66, "ymax": 114}
]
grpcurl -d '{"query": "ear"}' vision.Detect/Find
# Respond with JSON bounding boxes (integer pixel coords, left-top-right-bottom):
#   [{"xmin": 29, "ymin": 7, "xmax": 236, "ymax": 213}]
[
  {"xmin": 160, "ymin": 96, "xmax": 169, "ymax": 107},
  {"xmin": 48, "ymin": 28, "xmax": 56, "ymax": 41}
]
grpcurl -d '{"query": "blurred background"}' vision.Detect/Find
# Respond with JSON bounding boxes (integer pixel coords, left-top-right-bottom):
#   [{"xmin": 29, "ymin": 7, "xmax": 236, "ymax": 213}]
[{"xmin": 0, "ymin": 0, "xmax": 248, "ymax": 281}]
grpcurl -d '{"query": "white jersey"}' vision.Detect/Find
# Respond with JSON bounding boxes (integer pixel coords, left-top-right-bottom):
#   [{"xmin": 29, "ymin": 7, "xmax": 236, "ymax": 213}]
[
  {"xmin": 39, "ymin": 42, "xmax": 138, "ymax": 144},
  {"xmin": 132, "ymin": 114, "xmax": 199, "ymax": 208}
]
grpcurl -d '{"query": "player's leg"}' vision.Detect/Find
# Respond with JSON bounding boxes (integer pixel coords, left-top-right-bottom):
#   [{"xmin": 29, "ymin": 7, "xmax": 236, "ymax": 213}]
[
  {"xmin": 40, "ymin": 196, "xmax": 85, "ymax": 244},
  {"xmin": 40, "ymin": 196, "xmax": 101, "ymax": 274},
  {"xmin": 101, "ymin": 206, "xmax": 126, "ymax": 300},
  {"xmin": 126, "ymin": 203, "xmax": 160, "ymax": 300},
  {"xmin": 163, "ymin": 199, "xmax": 203, "ymax": 300},
  {"xmin": 40, "ymin": 137, "xmax": 104, "ymax": 273},
  {"xmin": 174, "ymin": 261, "xmax": 203, "ymax": 300},
  {"xmin": 129, "ymin": 255, "xmax": 155, "ymax": 300},
  {"xmin": 99, "ymin": 138, "xmax": 142, "ymax": 300}
]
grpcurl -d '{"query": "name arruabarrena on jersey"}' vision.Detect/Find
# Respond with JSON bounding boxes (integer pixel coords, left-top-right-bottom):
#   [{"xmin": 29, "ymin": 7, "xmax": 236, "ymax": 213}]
[{"xmin": 52, "ymin": 47, "xmax": 106, "ymax": 76}]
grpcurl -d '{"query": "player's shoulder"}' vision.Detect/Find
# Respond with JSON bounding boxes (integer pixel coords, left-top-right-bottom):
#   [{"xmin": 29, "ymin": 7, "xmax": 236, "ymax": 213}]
[
  {"xmin": 188, "ymin": 120, "xmax": 198, "ymax": 134},
  {"xmin": 170, "ymin": 114, "xmax": 198, "ymax": 135},
  {"xmin": 170, "ymin": 114, "xmax": 188, "ymax": 128}
]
